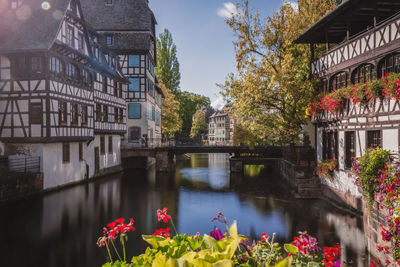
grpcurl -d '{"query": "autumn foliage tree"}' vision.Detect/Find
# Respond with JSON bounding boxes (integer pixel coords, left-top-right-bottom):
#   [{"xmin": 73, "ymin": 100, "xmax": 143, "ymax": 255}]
[
  {"xmin": 158, "ymin": 82, "xmax": 182, "ymax": 137},
  {"xmin": 220, "ymin": 0, "xmax": 335, "ymax": 144},
  {"xmin": 190, "ymin": 109, "xmax": 208, "ymax": 138}
]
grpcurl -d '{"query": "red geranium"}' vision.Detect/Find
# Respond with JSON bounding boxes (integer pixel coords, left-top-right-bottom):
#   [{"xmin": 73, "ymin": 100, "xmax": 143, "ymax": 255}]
[
  {"xmin": 152, "ymin": 228, "xmax": 172, "ymax": 238},
  {"xmin": 157, "ymin": 208, "xmax": 171, "ymax": 223}
]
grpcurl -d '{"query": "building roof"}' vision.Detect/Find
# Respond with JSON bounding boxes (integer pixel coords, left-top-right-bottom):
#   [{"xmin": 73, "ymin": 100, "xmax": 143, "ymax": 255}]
[
  {"xmin": 295, "ymin": 0, "xmax": 400, "ymax": 44},
  {"xmin": 0, "ymin": 0, "xmax": 69, "ymax": 52},
  {"xmin": 80, "ymin": 0, "xmax": 156, "ymax": 32}
]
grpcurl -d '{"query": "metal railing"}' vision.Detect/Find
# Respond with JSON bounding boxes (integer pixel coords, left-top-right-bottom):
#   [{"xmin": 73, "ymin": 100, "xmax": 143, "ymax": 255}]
[{"xmin": 0, "ymin": 156, "xmax": 41, "ymax": 174}]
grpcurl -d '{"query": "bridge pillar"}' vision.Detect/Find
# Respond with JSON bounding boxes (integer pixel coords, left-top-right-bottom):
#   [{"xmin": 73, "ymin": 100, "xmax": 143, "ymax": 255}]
[
  {"xmin": 229, "ymin": 157, "xmax": 243, "ymax": 173},
  {"xmin": 156, "ymin": 151, "xmax": 175, "ymax": 172}
]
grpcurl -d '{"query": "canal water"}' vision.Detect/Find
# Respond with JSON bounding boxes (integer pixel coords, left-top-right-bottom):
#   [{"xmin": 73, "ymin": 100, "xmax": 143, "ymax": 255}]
[{"xmin": 0, "ymin": 153, "xmax": 368, "ymax": 267}]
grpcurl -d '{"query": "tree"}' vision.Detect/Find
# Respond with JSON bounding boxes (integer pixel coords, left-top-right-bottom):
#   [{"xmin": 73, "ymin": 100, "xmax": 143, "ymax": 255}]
[
  {"xmin": 190, "ymin": 109, "xmax": 208, "ymax": 138},
  {"xmin": 156, "ymin": 29, "xmax": 181, "ymax": 93},
  {"xmin": 158, "ymin": 82, "xmax": 182, "ymax": 136},
  {"xmin": 175, "ymin": 91, "xmax": 210, "ymax": 138},
  {"xmin": 220, "ymin": 0, "xmax": 335, "ymax": 145}
]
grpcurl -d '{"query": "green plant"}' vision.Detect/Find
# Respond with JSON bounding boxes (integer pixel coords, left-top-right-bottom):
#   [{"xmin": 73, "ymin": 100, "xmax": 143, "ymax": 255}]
[{"xmin": 352, "ymin": 147, "xmax": 391, "ymax": 207}]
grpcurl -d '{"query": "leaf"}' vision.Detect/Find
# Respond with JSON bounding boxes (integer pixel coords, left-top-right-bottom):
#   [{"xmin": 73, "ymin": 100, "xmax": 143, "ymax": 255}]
[
  {"xmin": 202, "ymin": 235, "xmax": 220, "ymax": 252},
  {"xmin": 275, "ymin": 257, "xmax": 292, "ymax": 267},
  {"xmin": 284, "ymin": 244, "xmax": 298, "ymax": 255},
  {"xmin": 212, "ymin": 259, "xmax": 233, "ymax": 267},
  {"xmin": 307, "ymin": 262, "xmax": 320, "ymax": 267},
  {"xmin": 142, "ymin": 235, "xmax": 170, "ymax": 248}
]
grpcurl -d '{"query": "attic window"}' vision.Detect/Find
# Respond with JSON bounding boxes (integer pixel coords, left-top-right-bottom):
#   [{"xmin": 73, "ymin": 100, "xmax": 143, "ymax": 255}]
[
  {"xmin": 105, "ymin": 0, "xmax": 113, "ymax": 6},
  {"xmin": 11, "ymin": 0, "xmax": 18, "ymax": 9}
]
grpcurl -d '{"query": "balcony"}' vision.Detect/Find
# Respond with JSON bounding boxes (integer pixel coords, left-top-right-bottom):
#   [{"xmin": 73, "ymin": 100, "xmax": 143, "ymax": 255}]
[{"xmin": 311, "ymin": 12, "xmax": 400, "ymax": 76}]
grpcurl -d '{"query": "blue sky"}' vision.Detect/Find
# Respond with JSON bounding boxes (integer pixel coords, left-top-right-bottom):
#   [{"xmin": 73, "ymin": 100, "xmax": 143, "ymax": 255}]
[{"xmin": 149, "ymin": 0, "xmax": 296, "ymax": 109}]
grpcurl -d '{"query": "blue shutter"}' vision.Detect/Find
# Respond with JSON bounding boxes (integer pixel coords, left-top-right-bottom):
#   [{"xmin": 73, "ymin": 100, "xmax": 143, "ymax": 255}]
[
  {"xmin": 128, "ymin": 55, "xmax": 140, "ymax": 67},
  {"xmin": 128, "ymin": 103, "xmax": 141, "ymax": 119},
  {"xmin": 129, "ymin": 78, "xmax": 140, "ymax": 92}
]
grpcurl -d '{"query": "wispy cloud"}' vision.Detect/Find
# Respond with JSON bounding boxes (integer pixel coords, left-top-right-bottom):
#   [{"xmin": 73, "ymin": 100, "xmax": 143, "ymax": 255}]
[
  {"xmin": 286, "ymin": 1, "xmax": 298, "ymax": 11},
  {"xmin": 211, "ymin": 95, "xmax": 226, "ymax": 110},
  {"xmin": 217, "ymin": 2, "xmax": 238, "ymax": 19}
]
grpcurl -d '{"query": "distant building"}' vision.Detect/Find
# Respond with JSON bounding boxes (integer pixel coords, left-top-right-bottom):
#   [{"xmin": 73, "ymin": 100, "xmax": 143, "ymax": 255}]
[
  {"xmin": 208, "ymin": 110, "xmax": 233, "ymax": 145},
  {"xmin": 0, "ymin": 0, "xmax": 127, "ymax": 189},
  {"xmin": 81, "ymin": 0, "xmax": 163, "ymax": 147}
]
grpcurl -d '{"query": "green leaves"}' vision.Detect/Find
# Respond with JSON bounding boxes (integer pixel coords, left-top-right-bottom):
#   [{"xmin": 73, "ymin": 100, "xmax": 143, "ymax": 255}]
[
  {"xmin": 131, "ymin": 222, "xmax": 240, "ymax": 267},
  {"xmin": 283, "ymin": 244, "xmax": 298, "ymax": 255}
]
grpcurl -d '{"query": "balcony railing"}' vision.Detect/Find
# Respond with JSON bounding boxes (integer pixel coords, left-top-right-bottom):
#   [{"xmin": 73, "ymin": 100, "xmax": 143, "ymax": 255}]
[{"xmin": 312, "ymin": 11, "xmax": 400, "ymax": 76}]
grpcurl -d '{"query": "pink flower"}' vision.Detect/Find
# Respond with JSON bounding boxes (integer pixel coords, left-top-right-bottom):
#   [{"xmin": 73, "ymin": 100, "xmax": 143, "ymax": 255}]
[
  {"xmin": 209, "ymin": 228, "xmax": 224, "ymax": 240},
  {"xmin": 157, "ymin": 208, "xmax": 171, "ymax": 223}
]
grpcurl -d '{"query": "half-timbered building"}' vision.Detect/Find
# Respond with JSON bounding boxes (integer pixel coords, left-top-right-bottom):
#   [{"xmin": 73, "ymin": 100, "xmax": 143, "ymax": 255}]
[
  {"xmin": 80, "ymin": 0, "xmax": 163, "ymax": 147},
  {"xmin": 0, "ymin": 0, "xmax": 127, "ymax": 189}
]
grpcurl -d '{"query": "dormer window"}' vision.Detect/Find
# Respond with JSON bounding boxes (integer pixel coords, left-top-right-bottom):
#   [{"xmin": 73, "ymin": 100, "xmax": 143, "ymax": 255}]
[
  {"xmin": 105, "ymin": 35, "xmax": 113, "ymax": 46},
  {"xmin": 105, "ymin": 0, "xmax": 113, "ymax": 6}
]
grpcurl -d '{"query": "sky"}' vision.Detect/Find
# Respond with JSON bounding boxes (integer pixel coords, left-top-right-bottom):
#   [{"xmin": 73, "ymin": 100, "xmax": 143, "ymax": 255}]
[{"xmin": 149, "ymin": 0, "xmax": 297, "ymax": 109}]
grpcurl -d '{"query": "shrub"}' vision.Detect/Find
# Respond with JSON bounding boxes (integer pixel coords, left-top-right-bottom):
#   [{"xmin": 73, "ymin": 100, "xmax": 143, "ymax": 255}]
[
  {"xmin": 315, "ymin": 159, "xmax": 338, "ymax": 179},
  {"xmin": 352, "ymin": 147, "xmax": 391, "ymax": 207}
]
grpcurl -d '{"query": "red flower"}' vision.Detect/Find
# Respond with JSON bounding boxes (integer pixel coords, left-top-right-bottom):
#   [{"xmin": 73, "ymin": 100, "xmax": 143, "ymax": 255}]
[
  {"xmin": 152, "ymin": 227, "xmax": 171, "ymax": 238},
  {"xmin": 115, "ymin": 218, "xmax": 125, "ymax": 224},
  {"xmin": 157, "ymin": 208, "xmax": 171, "ymax": 223},
  {"xmin": 107, "ymin": 222, "xmax": 116, "ymax": 229}
]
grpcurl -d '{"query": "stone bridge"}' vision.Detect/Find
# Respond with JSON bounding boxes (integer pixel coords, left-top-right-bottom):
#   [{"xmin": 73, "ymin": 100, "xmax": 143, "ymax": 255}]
[{"xmin": 121, "ymin": 145, "xmax": 283, "ymax": 172}]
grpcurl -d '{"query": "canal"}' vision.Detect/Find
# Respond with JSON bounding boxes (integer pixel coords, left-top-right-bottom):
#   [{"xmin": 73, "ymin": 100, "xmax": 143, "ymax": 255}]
[{"xmin": 0, "ymin": 153, "xmax": 368, "ymax": 267}]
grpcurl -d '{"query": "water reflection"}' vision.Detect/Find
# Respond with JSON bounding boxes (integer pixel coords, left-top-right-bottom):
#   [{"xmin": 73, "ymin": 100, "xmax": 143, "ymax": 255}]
[{"xmin": 0, "ymin": 153, "xmax": 367, "ymax": 267}]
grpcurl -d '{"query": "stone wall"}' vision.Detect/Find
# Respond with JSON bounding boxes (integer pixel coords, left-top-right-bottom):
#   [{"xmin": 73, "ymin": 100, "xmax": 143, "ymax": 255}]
[{"xmin": 0, "ymin": 172, "xmax": 43, "ymax": 201}]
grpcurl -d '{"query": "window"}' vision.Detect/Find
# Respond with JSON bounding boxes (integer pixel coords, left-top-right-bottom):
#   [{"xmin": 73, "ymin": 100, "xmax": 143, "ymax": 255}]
[
  {"xmin": 345, "ymin": 131, "xmax": 355, "ymax": 169},
  {"xmin": 49, "ymin": 57, "xmax": 63, "ymax": 74},
  {"xmin": 128, "ymin": 103, "xmax": 141, "ymax": 119},
  {"xmin": 81, "ymin": 105, "xmax": 88, "ymax": 126},
  {"xmin": 105, "ymin": 35, "xmax": 113, "ymax": 46},
  {"xmin": 352, "ymin": 64, "xmax": 374, "ymax": 84},
  {"xmin": 62, "ymin": 143, "xmax": 70, "ymax": 163},
  {"xmin": 129, "ymin": 127, "xmax": 141, "ymax": 140},
  {"xmin": 114, "ymin": 107, "xmax": 118, "ymax": 122},
  {"xmin": 367, "ymin": 130, "xmax": 381, "ymax": 149},
  {"xmin": 79, "ymin": 142, "xmax": 83, "ymax": 161},
  {"xmin": 103, "ymin": 105, "xmax": 108, "ymax": 122},
  {"xmin": 82, "ymin": 69, "xmax": 91, "ymax": 87},
  {"xmin": 147, "ymin": 58, "xmax": 155, "ymax": 76},
  {"xmin": 59, "ymin": 102, "xmax": 67, "ymax": 125},
  {"xmin": 108, "ymin": 136, "xmax": 113, "ymax": 153},
  {"xmin": 103, "ymin": 76, "xmax": 107, "ymax": 93},
  {"xmin": 148, "ymin": 80, "xmax": 154, "ymax": 97},
  {"xmin": 100, "ymin": 136, "xmax": 105, "ymax": 154},
  {"xmin": 96, "ymin": 103, "xmax": 101, "ymax": 121},
  {"xmin": 105, "ymin": 0, "xmax": 113, "ymax": 6},
  {"xmin": 329, "ymin": 72, "xmax": 347, "ymax": 92},
  {"xmin": 128, "ymin": 55, "xmax": 140, "ymax": 67},
  {"xmin": 17, "ymin": 56, "xmax": 27, "ymax": 71},
  {"xmin": 378, "ymin": 54, "xmax": 400, "ymax": 78},
  {"xmin": 66, "ymin": 63, "xmax": 78, "ymax": 79},
  {"xmin": 114, "ymin": 80, "xmax": 118, "ymax": 96},
  {"xmin": 128, "ymin": 78, "xmax": 140, "ymax": 91},
  {"xmin": 151, "ymin": 105, "xmax": 155, "ymax": 121},
  {"xmin": 71, "ymin": 103, "xmax": 78, "ymax": 125},
  {"xmin": 31, "ymin": 56, "xmax": 42, "ymax": 73},
  {"xmin": 66, "ymin": 25, "xmax": 74, "ymax": 47},
  {"xmin": 78, "ymin": 33, "xmax": 85, "ymax": 51},
  {"xmin": 119, "ymin": 108, "xmax": 124, "ymax": 123},
  {"xmin": 30, "ymin": 103, "xmax": 42, "ymax": 124},
  {"xmin": 323, "ymin": 131, "xmax": 338, "ymax": 160},
  {"xmin": 119, "ymin": 82, "xmax": 123, "ymax": 98}
]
